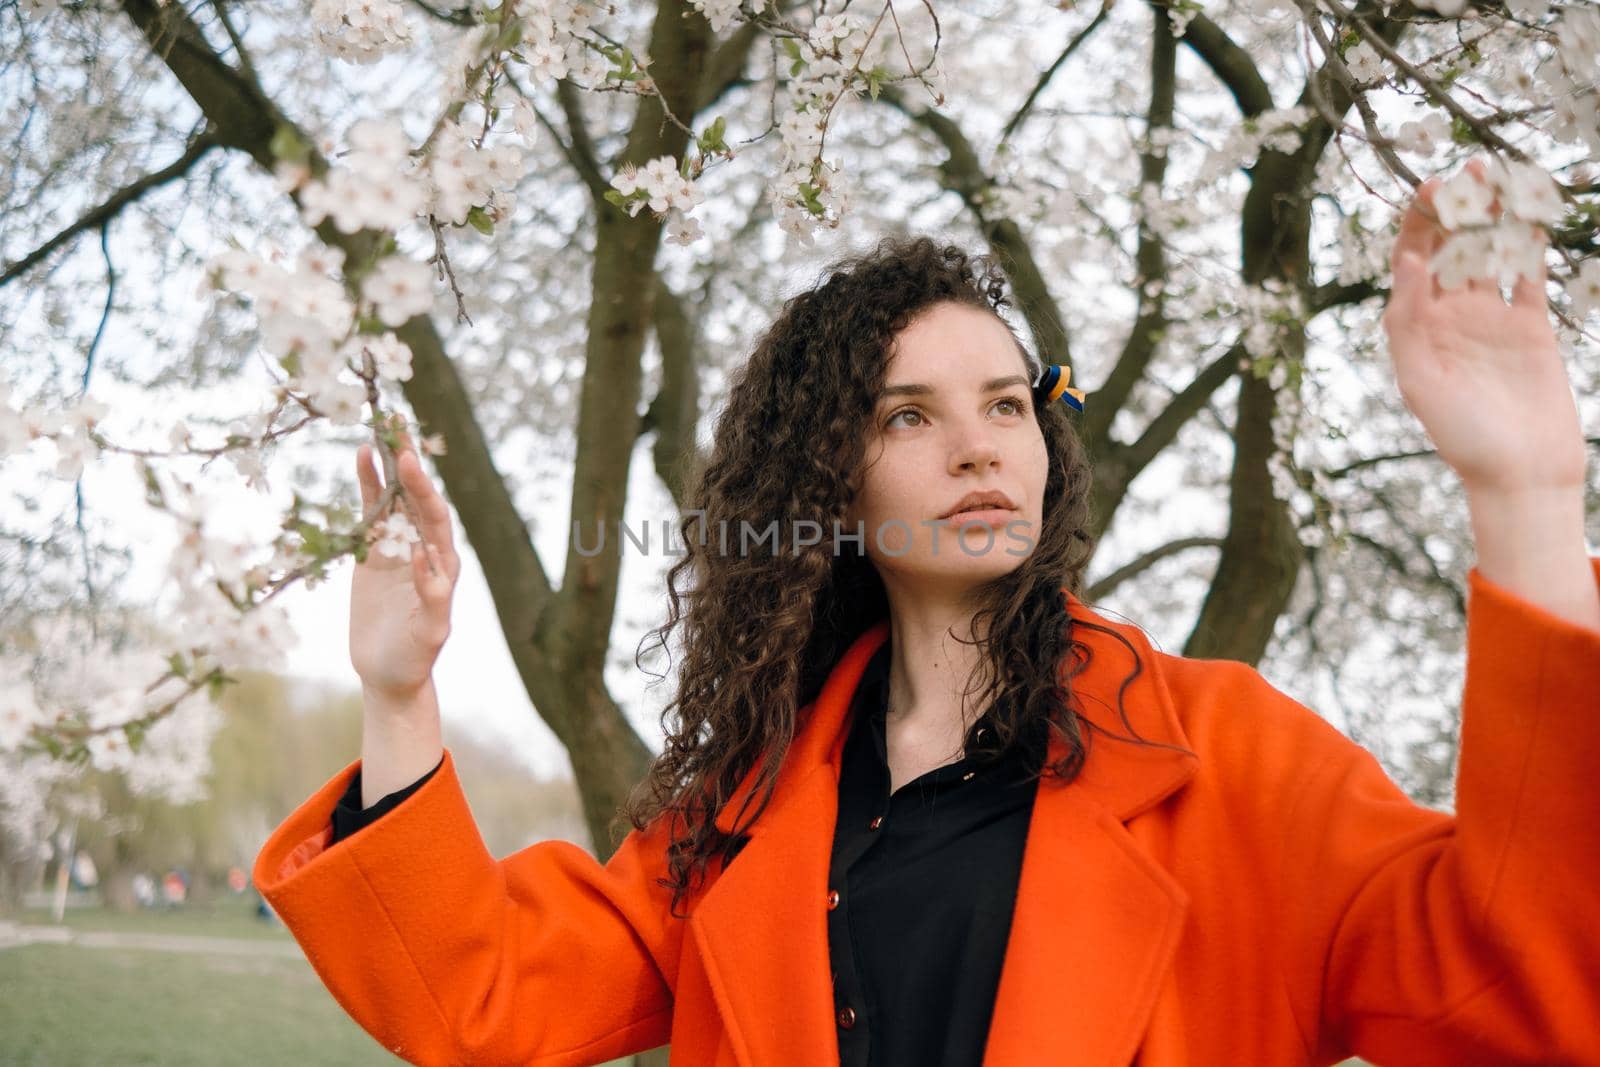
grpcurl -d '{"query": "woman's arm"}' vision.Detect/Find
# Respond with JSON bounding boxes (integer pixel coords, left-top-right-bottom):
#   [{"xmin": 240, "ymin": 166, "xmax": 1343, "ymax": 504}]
[
  {"xmin": 1466, "ymin": 484, "xmax": 1599, "ymax": 634},
  {"xmin": 359, "ymin": 678, "xmax": 445, "ymax": 808},
  {"xmin": 253, "ymin": 748, "xmax": 681, "ymax": 1065},
  {"xmin": 1272, "ymin": 556, "xmax": 1600, "ymax": 1064}
]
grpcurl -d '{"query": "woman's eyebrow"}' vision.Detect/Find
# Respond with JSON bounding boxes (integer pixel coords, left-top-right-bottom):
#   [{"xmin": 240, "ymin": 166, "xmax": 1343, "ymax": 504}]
[{"xmin": 879, "ymin": 374, "xmax": 1030, "ymax": 399}]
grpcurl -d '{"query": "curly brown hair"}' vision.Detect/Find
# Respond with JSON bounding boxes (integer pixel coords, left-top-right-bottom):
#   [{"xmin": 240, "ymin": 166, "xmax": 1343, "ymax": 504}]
[{"xmin": 619, "ymin": 233, "xmax": 1162, "ymax": 917}]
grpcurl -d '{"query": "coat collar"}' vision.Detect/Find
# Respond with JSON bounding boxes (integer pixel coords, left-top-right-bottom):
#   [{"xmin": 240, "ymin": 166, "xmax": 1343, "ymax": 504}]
[{"xmin": 691, "ymin": 588, "xmax": 1200, "ymax": 1066}]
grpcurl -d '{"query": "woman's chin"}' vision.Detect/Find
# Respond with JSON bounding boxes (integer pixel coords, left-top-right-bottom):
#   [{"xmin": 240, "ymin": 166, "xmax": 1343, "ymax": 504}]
[{"xmin": 887, "ymin": 545, "xmax": 1031, "ymax": 587}]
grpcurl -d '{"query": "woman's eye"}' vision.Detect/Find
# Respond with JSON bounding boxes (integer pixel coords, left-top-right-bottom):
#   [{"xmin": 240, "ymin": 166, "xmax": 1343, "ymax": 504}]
[
  {"xmin": 887, "ymin": 397, "xmax": 1027, "ymax": 427},
  {"xmin": 886, "ymin": 408, "xmax": 924, "ymax": 428}
]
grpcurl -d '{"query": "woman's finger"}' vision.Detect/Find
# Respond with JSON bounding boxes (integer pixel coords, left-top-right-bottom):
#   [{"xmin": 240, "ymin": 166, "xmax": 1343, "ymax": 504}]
[
  {"xmin": 1383, "ymin": 249, "xmax": 1429, "ymax": 342},
  {"xmin": 411, "ymin": 537, "xmax": 455, "ymax": 621},
  {"xmin": 356, "ymin": 443, "xmax": 381, "ymax": 510},
  {"xmin": 1512, "ymin": 228, "xmax": 1550, "ymax": 311},
  {"xmin": 396, "ymin": 448, "xmax": 460, "ymax": 581},
  {"xmin": 1512, "ymin": 262, "xmax": 1548, "ymax": 311},
  {"xmin": 1392, "ymin": 177, "xmax": 1444, "ymax": 268}
]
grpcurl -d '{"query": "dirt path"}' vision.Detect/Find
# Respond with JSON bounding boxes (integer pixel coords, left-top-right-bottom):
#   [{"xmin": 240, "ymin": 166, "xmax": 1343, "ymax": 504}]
[{"xmin": 0, "ymin": 919, "xmax": 304, "ymax": 958}]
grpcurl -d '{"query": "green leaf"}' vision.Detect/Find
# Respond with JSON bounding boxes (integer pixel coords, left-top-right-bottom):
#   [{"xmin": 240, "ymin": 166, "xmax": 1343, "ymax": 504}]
[
  {"xmin": 139, "ymin": 460, "xmax": 166, "ymax": 509},
  {"xmin": 797, "ymin": 182, "xmax": 825, "ymax": 216},
  {"xmin": 466, "ymin": 205, "xmax": 496, "ymax": 235},
  {"xmin": 270, "ymin": 124, "xmax": 312, "ymax": 166},
  {"xmin": 866, "ymin": 65, "xmax": 888, "ymax": 101},
  {"xmin": 603, "ymin": 189, "xmax": 628, "ymax": 209},
  {"xmin": 698, "ymin": 115, "xmax": 728, "ymax": 154}
]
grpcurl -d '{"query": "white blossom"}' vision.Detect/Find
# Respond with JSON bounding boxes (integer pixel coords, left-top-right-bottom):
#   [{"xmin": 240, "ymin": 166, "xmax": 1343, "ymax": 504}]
[
  {"xmin": 690, "ymin": 0, "xmax": 743, "ymax": 33},
  {"xmin": 1433, "ymin": 169, "xmax": 1495, "ymax": 230},
  {"xmin": 362, "ymin": 256, "xmax": 435, "ymax": 327},
  {"xmin": 373, "ymin": 514, "xmax": 422, "ymax": 559},
  {"xmin": 1430, "ymin": 229, "xmax": 1493, "ymax": 290},
  {"xmin": 1394, "ymin": 112, "xmax": 1449, "ymax": 155},
  {"xmin": 1488, "ymin": 158, "xmax": 1564, "ymax": 226},
  {"xmin": 665, "ymin": 211, "xmax": 704, "ymax": 246},
  {"xmin": 311, "ymin": 0, "xmax": 414, "ymax": 62},
  {"xmin": 1569, "ymin": 259, "xmax": 1600, "ymax": 319},
  {"xmin": 371, "ymin": 332, "xmax": 415, "ymax": 381},
  {"xmin": 0, "ymin": 684, "xmax": 42, "ymax": 753},
  {"xmin": 1346, "ymin": 42, "xmax": 1385, "ymax": 84}
]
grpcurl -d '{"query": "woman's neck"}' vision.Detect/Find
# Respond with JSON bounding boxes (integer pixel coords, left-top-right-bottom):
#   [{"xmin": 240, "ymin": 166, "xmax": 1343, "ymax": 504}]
[{"xmin": 879, "ymin": 588, "xmax": 993, "ymax": 744}]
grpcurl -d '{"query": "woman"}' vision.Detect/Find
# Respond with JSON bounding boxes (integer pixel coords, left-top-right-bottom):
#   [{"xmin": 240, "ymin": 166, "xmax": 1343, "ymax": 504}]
[{"xmin": 254, "ymin": 170, "xmax": 1600, "ymax": 1067}]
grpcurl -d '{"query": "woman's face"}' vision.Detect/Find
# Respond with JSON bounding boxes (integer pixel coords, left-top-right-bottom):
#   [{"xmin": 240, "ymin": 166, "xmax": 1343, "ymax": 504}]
[{"xmin": 844, "ymin": 301, "xmax": 1049, "ymax": 592}]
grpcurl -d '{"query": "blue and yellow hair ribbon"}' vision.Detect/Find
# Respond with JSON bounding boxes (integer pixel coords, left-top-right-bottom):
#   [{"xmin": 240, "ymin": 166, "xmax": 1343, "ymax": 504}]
[{"xmin": 1034, "ymin": 363, "xmax": 1086, "ymax": 413}]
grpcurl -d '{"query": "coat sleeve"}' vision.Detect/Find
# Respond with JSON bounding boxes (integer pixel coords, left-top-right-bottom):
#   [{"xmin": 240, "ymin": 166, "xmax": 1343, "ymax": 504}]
[
  {"xmin": 251, "ymin": 747, "xmax": 682, "ymax": 1067},
  {"xmin": 1269, "ymin": 556, "xmax": 1600, "ymax": 1066}
]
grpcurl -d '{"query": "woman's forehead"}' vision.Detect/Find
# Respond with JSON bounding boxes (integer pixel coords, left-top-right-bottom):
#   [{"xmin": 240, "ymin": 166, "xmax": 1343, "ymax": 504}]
[{"xmin": 887, "ymin": 304, "xmax": 1027, "ymax": 370}]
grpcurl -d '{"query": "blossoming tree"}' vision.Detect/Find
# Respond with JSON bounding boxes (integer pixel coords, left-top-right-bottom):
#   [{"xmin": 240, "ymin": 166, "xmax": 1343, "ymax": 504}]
[{"xmin": 2, "ymin": 0, "xmax": 1597, "ymax": 908}]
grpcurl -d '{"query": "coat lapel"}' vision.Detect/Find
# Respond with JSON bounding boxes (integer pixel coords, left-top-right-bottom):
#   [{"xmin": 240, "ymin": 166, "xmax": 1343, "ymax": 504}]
[{"xmin": 690, "ymin": 590, "xmax": 1200, "ymax": 1067}]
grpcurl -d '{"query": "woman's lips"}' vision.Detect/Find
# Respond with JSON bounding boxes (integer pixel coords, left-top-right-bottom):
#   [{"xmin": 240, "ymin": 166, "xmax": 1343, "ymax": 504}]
[{"xmin": 939, "ymin": 508, "xmax": 1017, "ymax": 526}]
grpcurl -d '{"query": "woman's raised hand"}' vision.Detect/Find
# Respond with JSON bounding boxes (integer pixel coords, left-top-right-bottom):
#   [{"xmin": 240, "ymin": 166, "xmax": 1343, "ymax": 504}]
[
  {"xmin": 349, "ymin": 430, "xmax": 461, "ymax": 702},
  {"xmin": 1380, "ymin": 156, "xmax": 1586, "ymax": 497}
]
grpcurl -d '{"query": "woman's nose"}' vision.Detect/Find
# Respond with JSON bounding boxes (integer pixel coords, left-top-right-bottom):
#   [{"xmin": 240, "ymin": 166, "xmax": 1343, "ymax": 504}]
[{"xmin": 948, "ymin": 421, "xmax": 1002, "ymax": 473}]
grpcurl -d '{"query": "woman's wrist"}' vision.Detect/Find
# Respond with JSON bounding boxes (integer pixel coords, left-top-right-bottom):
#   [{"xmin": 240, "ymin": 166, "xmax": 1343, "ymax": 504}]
[
  {"xmin": 1465, "ymin": 485, "xmax": 1600, "ymax": 633},
  {"xmin": 359, "ymin": 676, "xmax": 444, "ymax": 807}
]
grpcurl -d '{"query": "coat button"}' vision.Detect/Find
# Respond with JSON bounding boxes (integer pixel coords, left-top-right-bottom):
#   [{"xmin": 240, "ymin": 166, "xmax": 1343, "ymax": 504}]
[
  {"xmin": 827, "ymin": 889, "xmax": 840, "ymax": 910},
  {"xmin": 868, "ymin": 815, "xmax": 883, "ymax": 830},
  {"xmin": 961, "ymin": 771, "xmax": 976, "ymax": 781},
  {"xmin": 837, "ymin": 1006, "xmax": 856, "ymax": 1029}
]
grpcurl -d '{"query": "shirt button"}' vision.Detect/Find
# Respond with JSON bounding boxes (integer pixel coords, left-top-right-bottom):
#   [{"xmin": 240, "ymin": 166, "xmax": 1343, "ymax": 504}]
[
  {"xmin": 837, "ymin": 1006, "xmax": 856, "ymax": 1029},
  {"xmin": 827, "ymin": 889, "xmax": 840, "ymax": 910},
  {"xmin": 868, "ymin": 815, "xmax": 883, "ymax": 830}
]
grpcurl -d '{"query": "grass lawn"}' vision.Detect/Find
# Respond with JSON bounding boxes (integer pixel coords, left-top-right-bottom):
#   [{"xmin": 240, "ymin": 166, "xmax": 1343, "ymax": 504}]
[
  {"xmin": 0, "ymin": 941, "xmax": 404, "ymax": 1065},
  {"xmin": 2, "ymin": 896, "xmax": 1366, "ymax": 1066},
  {"xmin": 0, "ymin": 894, "xmax": 635, "ymax": 1066}
]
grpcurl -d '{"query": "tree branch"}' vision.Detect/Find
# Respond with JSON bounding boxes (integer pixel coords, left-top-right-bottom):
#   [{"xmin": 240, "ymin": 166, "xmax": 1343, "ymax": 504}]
[
  {"xmin": 1087, "ymin": 341, "xmax": 1246, "ymax": 545},
  {"xmin": 1085, "ymin": 536, "xmax": 1225, "ymax": 602},
  {"xmin": 209, "ymin": 0, "xmax": 260, "ymax": 86},
  {"xmin": 1080, "ymin": 6, "xmax": 1176, "ymax": 450},
  {"xmin": 879, "ymin": 84, "xmax": 1074, "ymax": 369},
  {"xmin": 1, "ymin": 128, "xmax": 219, "ymax": 286},
  {"xmin": 402, "ymin": 0, "xmax": 476, "ymax": 26},
  {"xmin": 1145, "ymin": 0, "xmax": 1273, "ymax": 117},
  {"xmin": 1308, "ymin": 277, "xmax": 1383, "ymax": 315},
  {"xmin": 643, "ymin": 276, "xmax": 706, "ymax": 511},
  {"xmin": 553, "ymin": 77, "xmax": 609, "ymax": 200},
  {"xmin": 1324, "ymin": 435, "xmax": 1600, "ymax": 481},
  {"xmin": 998, "ymin": 1, "xmax": 1111, "ymax": 145}
]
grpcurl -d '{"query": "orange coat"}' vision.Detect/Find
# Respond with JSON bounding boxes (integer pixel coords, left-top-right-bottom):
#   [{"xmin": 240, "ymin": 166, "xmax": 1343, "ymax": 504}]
[{"xmin": 254, "ymin": 559, "xmax": 1600, "ymax": 1067}]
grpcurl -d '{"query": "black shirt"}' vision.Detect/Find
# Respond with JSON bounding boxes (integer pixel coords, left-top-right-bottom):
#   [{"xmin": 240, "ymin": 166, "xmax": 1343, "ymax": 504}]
[
  {"xmin": 328, "ymin": 639, "xmax": 1043, "ymax": 1067},
  {"xmin": 328, "ymin": 752, "xmax": 443, "ymax": 844},
  {"xmin": 828, "ymin": 639, "xmax": 1041, "ymax": 1067}
]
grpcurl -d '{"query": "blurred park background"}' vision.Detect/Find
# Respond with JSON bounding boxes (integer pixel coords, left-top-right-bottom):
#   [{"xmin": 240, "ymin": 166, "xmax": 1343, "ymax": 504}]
[{"xmin": 0, "ymin": 672, "xmax": 596, "ymax": 1066}]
